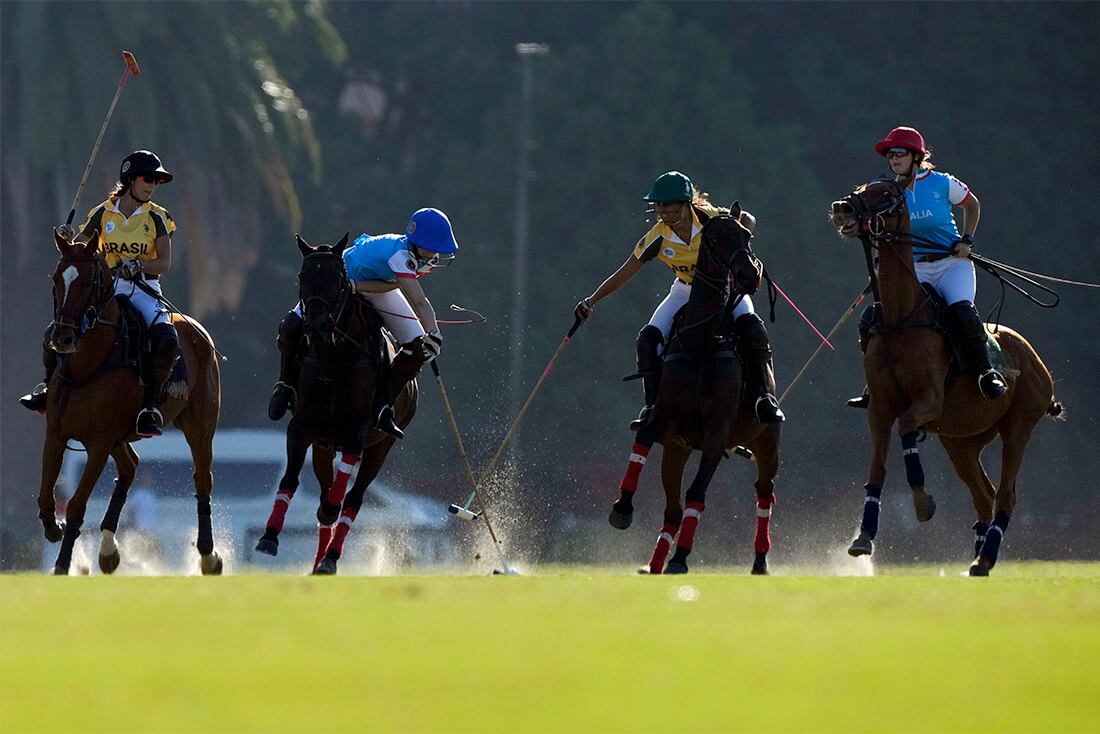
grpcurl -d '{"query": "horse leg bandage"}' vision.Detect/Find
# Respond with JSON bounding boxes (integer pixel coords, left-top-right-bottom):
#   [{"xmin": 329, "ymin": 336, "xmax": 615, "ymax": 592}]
[
  {"xmin": 327, "ymin": 454, "xmax": 361, "ymax": 507},
  {"xmin": 196, "ymin": 496, "xmax": 214, "ymax": 556},
  {"xmin": 754, "ymin": 497, "xmax": 774, "ymax": 554},
  {"xmin": 647, "ymin": 523, "xmax": 679, "ymax": 574},
  {"xmin": 972, "ymin": 521, "xmax": 989, "ymax": 559},
  {"xmin": 328, "ymin": 506, "xmax": 360, "ymax": 559},
  {"xmin": 314, "ymin": 523, "xmax": 334, "ymax": 569},
  {"xmin": 860, "ymin": 483, "xmax": 882, "ymax": 538},
  {"xmin": 676, "ymin": 501, "xmax": 706, "ymax": 552},
  {"xmin": 901, "ymin": 431, "xmax": 925, "ymax": 488},
  {"xmin": 978, "ymin": 512, "xmax": 1010, "ymax": 567},
  {"xmin": 618, "ymin": 443, "xmax": 651, "ymax": 495},
  {"xmin": 264, "ymin": 488, "xmax": 295, "ymax": 533}
]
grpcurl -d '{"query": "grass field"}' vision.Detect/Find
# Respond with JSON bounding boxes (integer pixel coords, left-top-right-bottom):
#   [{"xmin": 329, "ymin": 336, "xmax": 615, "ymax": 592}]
[{"xmin": 2, "ymin": 563, "xmax": 1098, "ymax": 733}]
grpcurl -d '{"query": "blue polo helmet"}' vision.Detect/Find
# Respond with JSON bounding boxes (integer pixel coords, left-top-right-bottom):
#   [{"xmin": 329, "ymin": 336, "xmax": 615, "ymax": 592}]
[{"xmin": 405, "ymin": 208, "xmax": 459, "ymax": 254}]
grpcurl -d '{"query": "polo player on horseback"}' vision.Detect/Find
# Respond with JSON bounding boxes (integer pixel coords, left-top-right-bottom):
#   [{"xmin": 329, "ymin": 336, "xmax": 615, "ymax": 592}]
[
  {"xmin": 574, "ymin": 171, "xmax": 783, "ymax": 428},
  {"xmin": 268, "ymin": 207, "xmax": 458, "ymax": 439},
  {"xmin": 20, "ymin": 150, "xmax": 180, "ymax": 438},
  {"xmin": 845, "ymin": 127, "xmax": 1008, "ymax": 408}
]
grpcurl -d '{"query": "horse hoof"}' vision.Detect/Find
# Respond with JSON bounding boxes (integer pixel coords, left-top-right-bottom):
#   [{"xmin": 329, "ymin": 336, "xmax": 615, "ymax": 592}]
[
  {"xmin": 636, "ymin": 566, "xmax": 653, "ymax": 575},
  {"xmin": 255, "ymin": 536, "xmax": 279, "ymax": 556},
  {"xmin": 751, "ymin": 552, "xmax": 769, "ymax": 575},
  {"xmin": 51, "ymin": 565, "xmax": 69, "ymax": 576},
  {"xmin": 200, "ymin": 552, "xmax": 223, "ymax": 576},
  {"xmin": 99, "ymin": 550, "xmax": 121, "ymax": 575},
  {"xmin": 313, "ymin": 558, "xmax": 337, "ymax": 575},
  {"xmin": 848, "ymin": 534, "xmax": 873, "ymax": 557},
  {"xmin": 913, "ymin": 492, "xmax": 937, "ymax": 522},
  {"xmin": 665, "ymin": 559, "xmax": 688, "ymax": 575},
  {"xmin": 44, "ymin": 520, "xmax": 65, "ymax": 544},
  {"xmin": 608, "ymin": 505, "xmax": 633, "ymax": 530},
  {"xmin": 968, "ymin": 560, "xmax": 990, "ymax": 577}
]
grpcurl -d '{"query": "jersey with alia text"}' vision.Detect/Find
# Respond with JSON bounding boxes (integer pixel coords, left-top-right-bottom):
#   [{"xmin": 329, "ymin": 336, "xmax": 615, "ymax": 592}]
[
  {"xmin": 80, "ymin": 197, "xmax": 176, "ymax": 269},
  {"xmin": 633, "ymin": 202, "xmax": 723, "ymax": 285},
  {"xmin": 905, "ymin": 170, "xmax": 971, "ymax": 256},
  {"xmin": 344, "ymin": 233, "xmax": 422, "ymax": 282}
]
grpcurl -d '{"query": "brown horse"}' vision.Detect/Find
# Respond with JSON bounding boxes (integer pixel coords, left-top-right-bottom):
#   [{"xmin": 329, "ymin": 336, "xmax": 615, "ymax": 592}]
[
  {"xmin": 831, "ymin": 179, "xmax": 1062, "ymax": 575},
  {"xmin": 608, "ymin": 203, "xmax": 783, "ymax": 575},
  {"xmin": 254, "ymin": 234, "xmax": 423, "ymax": 575},
  {"xmin": 37, "ymin": 229, "xmax": 222, "ymax": 575}
]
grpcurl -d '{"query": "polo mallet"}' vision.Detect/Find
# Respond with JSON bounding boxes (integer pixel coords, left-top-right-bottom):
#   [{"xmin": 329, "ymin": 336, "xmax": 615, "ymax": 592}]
[
  {"xmin": 431, "ymin": 361, "xmax": 515, "ymax": 573},
  {"xmin": 65, "ymin": 51, "xmax": 141, "ymax": 226}
]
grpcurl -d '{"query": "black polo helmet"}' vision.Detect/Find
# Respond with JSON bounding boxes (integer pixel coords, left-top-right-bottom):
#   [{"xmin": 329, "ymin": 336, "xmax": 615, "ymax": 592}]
[{"xmin": 120, "ymin": 150, "xmax": 173, "ymax": 184}]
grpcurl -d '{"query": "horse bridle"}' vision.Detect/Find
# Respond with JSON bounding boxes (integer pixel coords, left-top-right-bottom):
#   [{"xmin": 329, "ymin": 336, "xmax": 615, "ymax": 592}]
[
  {"xmin": 675, "ymin": 213, "xmax": 755, "ymax": 341},
  {"xmin": 299, "ymin": 252, "xmax": 360, "ymax": 349},
  {"xmin": 51, "ymin": 253, "xmax": 114, "ymax": 342}
]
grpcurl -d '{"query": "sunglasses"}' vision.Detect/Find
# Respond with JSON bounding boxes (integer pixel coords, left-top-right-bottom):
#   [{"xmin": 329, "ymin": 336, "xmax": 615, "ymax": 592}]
[
  {"xmin": 137, "ymin": 175, "xmax": 164, "ymax": 184},
  {"xmin": 885, "ymin": 148, "xmax": 913, "ymax": 159}
]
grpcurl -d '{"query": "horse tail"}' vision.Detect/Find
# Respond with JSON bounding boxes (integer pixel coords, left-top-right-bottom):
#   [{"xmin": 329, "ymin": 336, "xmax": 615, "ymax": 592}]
[{"xmin": 1047, "ymin": 398, "xmax": 1066, "ymax": 421}]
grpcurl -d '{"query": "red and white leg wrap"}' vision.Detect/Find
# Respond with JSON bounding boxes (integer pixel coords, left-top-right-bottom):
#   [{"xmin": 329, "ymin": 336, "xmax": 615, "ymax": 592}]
[
  {"xmin": 676, "ymin": 501, "xmax": 705, "ymax": 552},
  {"xmin": 314, "ymin": 523, "xmax": 334, "ymax": 569},
  {"xmin": 618, "ymin": 443, "xmax": 651, "ymax": 495},
  {"xmin": 326, "ymin": 453, "xmax": 361, "ymax": 507},
  {"xmin": 647, "ymin": 523, "xmax": 679, "ymax": 574},
  {"xmin": 328, "ymin": 506, "xmax": 360, "ymax": 558},
  {"xmin": 754, "ymin": 497, "xmax": 774, "ymax": 554},
  {"xmin": 264, "ymin": 488, "xmax": 295, "ymax": 532}
]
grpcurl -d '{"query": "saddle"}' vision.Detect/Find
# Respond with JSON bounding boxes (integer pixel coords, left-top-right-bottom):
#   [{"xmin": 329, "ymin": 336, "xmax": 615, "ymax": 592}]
[{"xmin": 115, "ymin": 295, "xmax": 188, "ymax": 400}]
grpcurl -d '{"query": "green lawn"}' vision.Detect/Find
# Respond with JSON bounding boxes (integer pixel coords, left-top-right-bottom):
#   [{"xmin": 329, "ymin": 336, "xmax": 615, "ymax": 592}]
[{"xmin": 2, "ymin": 563, "xmax": 1098, "ymax": 733}]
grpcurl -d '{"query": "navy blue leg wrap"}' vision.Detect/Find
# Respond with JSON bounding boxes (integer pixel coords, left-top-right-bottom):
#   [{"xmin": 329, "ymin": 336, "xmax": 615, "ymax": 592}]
[
  {"xmin": 901, "ymin": 431, "xmax": 925, "ymax": 488},
  {"xmin": 972, "ymin": 521, "xmax": 989, "ymax": 559},
  {"xmin": 195, "ymin": 495, "xmax": 214, "ymax": 556},
  {"xmin": 979, "ymin": 511, "xmax": 1010, "ymax": 567},
  {"xmin": 55, "ymin": 521, "xmax": 83, "ymax": 572},
  {"xmin": 860, "ymin": 483, "xmax": 882, "ymax": 538}
]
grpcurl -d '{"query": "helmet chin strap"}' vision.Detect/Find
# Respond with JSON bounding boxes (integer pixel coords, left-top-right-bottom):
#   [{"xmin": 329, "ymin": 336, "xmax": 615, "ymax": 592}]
[{"xmin": 127, "ymin": 182, "xmax": 151, "ymax": 204}]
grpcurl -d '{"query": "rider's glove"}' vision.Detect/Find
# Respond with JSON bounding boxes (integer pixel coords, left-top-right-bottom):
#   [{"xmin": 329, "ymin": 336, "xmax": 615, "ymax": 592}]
[
  {"xmin": 57, "ymin": 224, "xmax": 77, "ymax": 241},
  {"xmin": 113, "ymin": 259, "xmax": 143, "ymax": 280},
  {"xmin": 423, "ymin": 330, "xmax": 443, "ymax": 362},
  {"xmin": 574, "ymin": 297, "xmax": 594, "ymax": 324}
]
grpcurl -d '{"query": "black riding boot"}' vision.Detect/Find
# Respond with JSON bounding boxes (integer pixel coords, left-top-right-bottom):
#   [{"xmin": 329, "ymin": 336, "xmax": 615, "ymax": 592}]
[
  {"xmin": 136, "ymin": 323, "xmax": 179, "ymax": 437},
  {"xmin": 268, "ymin": 310, "xmax": 305, "ymax": 421},
  {"xmin": 948, "ymin": 301, "xmax": 1007, "ymax": 400},
  {"xmin": 734, "ymin": 314, "xmax": 784, "ymax": 424},
  {"xmin": 20, "ymin": 328, "xmax": 58, "ymax": 414},
  {"xmin": 630, "ymin": 325, "xmax": 664, "ymax": 431},
  {"xmin": 846, "ymin": 304, "xmax": 877, "ymax": 409},
  {"xmin": 375, "ymin": 337, "xmax": 429, "ymax": 440}
]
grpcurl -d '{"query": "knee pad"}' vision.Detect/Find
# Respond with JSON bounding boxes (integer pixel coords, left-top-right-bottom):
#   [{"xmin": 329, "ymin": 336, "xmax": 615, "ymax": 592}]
[
  {"xmin": 148, "ymin": 323, "xmax": 179, "ymax": 359},
  {"xmin": 392, "ymin": 338, "xmax": 428, "ymax": 381},
  {"xmin": 857, "ymin": 304, "xmax": 879, "ymax": 336},
  {"xmin": 636, "ymin": 325, "xmax": 664, "ymax": 358},
  {"xmin": 277, "ymin": 310, "xmax": 305, "ymax": 348},
  {"xmin": 734, "ymin": 313, "xmax": 769, "ymax": 351}
]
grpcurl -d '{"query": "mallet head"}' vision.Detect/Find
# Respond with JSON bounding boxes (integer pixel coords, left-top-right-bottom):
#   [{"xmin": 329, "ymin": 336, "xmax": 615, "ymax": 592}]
[{"xmin": 448, "ymin": 503, "xmax": 480, "ymax": 521}]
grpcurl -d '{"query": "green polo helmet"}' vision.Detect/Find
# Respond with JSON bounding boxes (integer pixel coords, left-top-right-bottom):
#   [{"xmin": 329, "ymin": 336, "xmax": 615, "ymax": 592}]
[{"xmin": 643, "ymin": 171, "xmax": 693, "ymax": 203}]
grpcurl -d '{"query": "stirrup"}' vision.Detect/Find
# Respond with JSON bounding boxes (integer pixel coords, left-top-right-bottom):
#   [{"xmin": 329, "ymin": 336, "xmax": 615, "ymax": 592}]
[
  {"xmin": 135, "ymin": 408, "xmax": 164, "ymax": 437},
  {"xmin": 19, "ymin": 382, "xmax": 48, "ymax": 414},
  {"xmin": 376, "ymin": 405, "xmax": 404, "ymax": 440},
  {"xmin": 755, "ymin": 394, "xmax": 785, "ymax": 424},
  {"xmin": 629, "ymin": 405, "xmax": 653, "ymax": 431},
  {"xmin": 978, "ymin": 369, "xmax": 1007, "ymax": 400}
]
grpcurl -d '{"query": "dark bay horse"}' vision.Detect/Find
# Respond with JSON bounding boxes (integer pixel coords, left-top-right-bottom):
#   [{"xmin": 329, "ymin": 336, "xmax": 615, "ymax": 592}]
[
  {"xmin": 255, "ymin": 234, "xmax": 424, "ymax": 574},
  {"xmin": 608, "ymin": 203, "xmax": 783, "ymax": 575},
  {"xmin": 38, "ymin": 229, "xmax": 222, "ymax": 575},
  {"xmin": 831, "ymin": 180, "xmax": 1062, "ymax": 575}
]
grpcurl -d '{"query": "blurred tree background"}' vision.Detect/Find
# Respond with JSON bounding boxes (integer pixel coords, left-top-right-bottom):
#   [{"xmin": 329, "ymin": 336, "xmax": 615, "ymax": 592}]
[{"xmin": 3, "ymin": 1, "xmax": 1098, "ymax": 569}]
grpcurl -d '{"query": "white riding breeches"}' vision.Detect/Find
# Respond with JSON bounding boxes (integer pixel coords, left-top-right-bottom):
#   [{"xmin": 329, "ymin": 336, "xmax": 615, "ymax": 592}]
[
  {"xmin": 292, "ymin": 288, "xmax": 426, "ymax": 344},
  {"xmin": 915, "ymin": 257, "xmax": 976, "ymax": 305},
  {"xmin": 647, "ymin": 279, "xmax": 754, "ymax": 342},
  {"xmin": 114, "ymin": 277, "xmax": 170, "ymax": 327}
]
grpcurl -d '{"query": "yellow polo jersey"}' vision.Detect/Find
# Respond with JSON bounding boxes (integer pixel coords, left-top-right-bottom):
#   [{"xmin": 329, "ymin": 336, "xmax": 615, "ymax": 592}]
[
  {"xmin": 632, "ymin": 202, "xmax": 722, "ymax": 285},
  {"xmin": 80, "ymin": 197, "xmax": 176, "ymax": 269}
]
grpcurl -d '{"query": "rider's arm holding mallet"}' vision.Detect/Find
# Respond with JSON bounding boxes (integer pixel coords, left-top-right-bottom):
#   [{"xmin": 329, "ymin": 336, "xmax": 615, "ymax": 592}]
[
  {"xmin": 397, "ymin": 277, "xmax": 440, "ymax": 333},
  {"xmin": 953, "ymin": 193, "xmax": 981, "ymax": 257},
  {"xmin": 140, "ymin": 235, "xmax": 172, "ymax": 276},
  {"xmin": 575, "ymin": 255, "xmax": 644, "ymax": 322}
]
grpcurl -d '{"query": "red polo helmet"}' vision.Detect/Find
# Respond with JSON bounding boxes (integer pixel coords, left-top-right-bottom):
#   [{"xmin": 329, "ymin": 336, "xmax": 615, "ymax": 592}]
[{"xmin": 874, "ymin": 126, "xmax": 928, "ymax": 157}]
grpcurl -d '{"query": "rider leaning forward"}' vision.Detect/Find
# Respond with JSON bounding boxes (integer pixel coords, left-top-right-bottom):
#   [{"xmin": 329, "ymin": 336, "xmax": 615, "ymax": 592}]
[
  {"xmin": 574, "ymin": 171, "xmax": 784, "ymax": 428},
  {"xmin": 845, "ymin": 126, "xmax": 1007, "ymax": 407},
  {"xmin": 20, "ymin": 150, "xmax": 180, "ymax": 438},
  {"xmin": 268, "ymin": 208, "xmax": 459, "ymax": 439}
]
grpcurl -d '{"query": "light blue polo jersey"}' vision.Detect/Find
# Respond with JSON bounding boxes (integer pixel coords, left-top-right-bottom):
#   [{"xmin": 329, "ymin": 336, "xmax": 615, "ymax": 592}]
[
  {"xmin": 343, "ymin": 233, "xmax": 420, "ymax": 282},
  {"xmin": 904, "ymin": 170, "xmax": 971, "ymax": 257}
]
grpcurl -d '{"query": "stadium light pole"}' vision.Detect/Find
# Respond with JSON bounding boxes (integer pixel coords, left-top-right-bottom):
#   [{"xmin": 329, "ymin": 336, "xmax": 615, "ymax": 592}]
[{"xmin": 508, "ymin": 42, "xmax": 550, "ymax": 464}]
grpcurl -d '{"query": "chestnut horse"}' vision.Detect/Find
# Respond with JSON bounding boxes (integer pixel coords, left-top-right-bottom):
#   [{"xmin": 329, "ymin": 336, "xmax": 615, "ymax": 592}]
[
  {"xmin": 254, "ymin": 234, "xmax": 423, "ymax": 574},
  {"xmin": 607, "ymin": 203, "xmax": 782, "ymax": 575},
  {"xmin": 831, "ymin": 180, "xmax": 1062, "ymax": 575},
  {"xmin": 37, "ymin": 229, "xmax": 222, "ymax": 575}
]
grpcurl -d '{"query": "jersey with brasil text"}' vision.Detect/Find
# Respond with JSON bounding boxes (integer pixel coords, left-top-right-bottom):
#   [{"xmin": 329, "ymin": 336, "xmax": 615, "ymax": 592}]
[
  {"xmin": 80, "ymin": 197, "xmax": 176, "ymax": 269},
  {"xmin": 343, "ymin": 233, "xmax": 421, "ymax": 282},
  {"xmin": 632, "ymin": 202, "xmax": 723, "ymax": 285},
  {"xmin": 904, "ymin": 169, "xmax": 971, "ymax": 256}
]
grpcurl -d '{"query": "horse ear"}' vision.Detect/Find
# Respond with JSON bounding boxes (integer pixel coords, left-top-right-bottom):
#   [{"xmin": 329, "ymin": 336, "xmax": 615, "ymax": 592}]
[
  {"xmin": 53, "ymin": 227, "xmax": 68, "ymax": 252},
  {"xmin": 334, "ymin": 231, "xmax": 350, "ymax": 256},
  {"xmin": 296, "ymin": 234, "xmax": 312, "ymax": 257},
  {"xmin": 82, "ymin": 227, "xmax": 99, "ymax": 254},
  {"xmin": 730, "ymin": 200, "xmax": 742, "ymax": 220}
]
